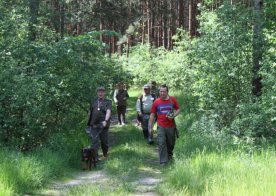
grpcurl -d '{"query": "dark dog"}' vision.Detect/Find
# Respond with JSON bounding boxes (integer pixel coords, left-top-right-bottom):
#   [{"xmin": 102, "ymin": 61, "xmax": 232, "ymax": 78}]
[{"xmin": 81, "ymin": 147, "xmax": 96, "ymax": 170}]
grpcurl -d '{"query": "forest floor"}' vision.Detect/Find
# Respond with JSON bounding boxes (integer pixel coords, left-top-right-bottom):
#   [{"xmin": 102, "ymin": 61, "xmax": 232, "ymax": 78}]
[{"xmin": 34, "ymin": 113, "xmax": 163, "ymax": 196}]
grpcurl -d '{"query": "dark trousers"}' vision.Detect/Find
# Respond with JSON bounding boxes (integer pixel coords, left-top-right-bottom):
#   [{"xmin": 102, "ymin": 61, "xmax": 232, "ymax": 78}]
[
  {"xmin": 141, "ymin": 114, "xmax": 150, "ymax": 139},
  {"xmin": 116, "ymin": 105, "xmax": 127, "ymax": 124},
  {"xmin": 91, "ymin": 127, "xmax": 109, "ymax": 157}
]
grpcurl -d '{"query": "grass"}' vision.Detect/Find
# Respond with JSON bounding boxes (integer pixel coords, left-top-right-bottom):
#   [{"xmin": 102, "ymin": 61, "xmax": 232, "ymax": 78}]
[
  {"xmin": 0, "ymin": 129, "xmax": 87, "ymax": 195},
  {"xmin": 159, "ymin": 144, "xmax": 276, "ymax": 196},
  {"xmin": 157, "ymin": 92, "xmax": 276, "ymax": 196},
  {"xmin": 0, "ymin": 88, "xmax": 275, "ymax": 195},
  {"xmin": 0, "ymin": 148, "xmax": 68, "ymax": 196},
  {"xmin": 60, "ymin": 124, "xmax": 161, "ymax": 195},
  {"xmin": 64, "ymin": 181, "xmax": 133, "ymax": 196}
]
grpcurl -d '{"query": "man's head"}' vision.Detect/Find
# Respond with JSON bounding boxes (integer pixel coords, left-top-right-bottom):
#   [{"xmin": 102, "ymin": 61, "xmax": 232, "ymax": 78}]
[
  {"xmin": 159, "ymin": 84, "xmax": 169, "ymax": 100},
  {"xmin": 118, "ymin": 83, "xmax": 124, "ymax": 90},
  {"xmin": 150, "ymin": 81, "xmax": 157, "ymax": 89},
  {"xmin": 143, "ymin": 84, "xmax": 150, "ymax": 95},
  {"xmin": 96, "ymin": 86, "xmax": 106, "ymax": 99}
]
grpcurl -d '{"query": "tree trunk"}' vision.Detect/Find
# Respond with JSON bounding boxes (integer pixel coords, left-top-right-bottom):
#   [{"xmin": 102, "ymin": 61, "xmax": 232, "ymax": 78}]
[
  {"xmin": 28, "ymin": 0, "xmax": 40, "ymax": 41},
  {"xmin": 178, "ymin": 0, "xmax": 184, "ymax": 28},
  {"xmin": 184, "ymin": 0, "xmax": 189, "ymax": 32},
  {"xmin": 162, "ymin": 0, "xmax": 168, "ymax": 48},
  {"xmin": 147, "ymin": 0, "xmax": 151, "ymax": 45},
  {"xmin": 99, "ymin": 0, "xmax": 103, "ymax": 42},
  {"xmin": 189, "ymin": 0, "xmax": 197, "ymax": 37},
  {"xmin": 252, "ymin": 0, "xmax": 264, "ymax": 97},
  {"xmin": 60, "ymin": 2, "xmax": 65, "ymax": 38}
]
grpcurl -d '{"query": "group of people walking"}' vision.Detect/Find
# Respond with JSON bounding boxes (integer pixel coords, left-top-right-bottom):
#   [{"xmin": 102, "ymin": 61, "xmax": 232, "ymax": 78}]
[{"xmin": 86, "ymin": 82, "xmax": 180, "ymax": 166}]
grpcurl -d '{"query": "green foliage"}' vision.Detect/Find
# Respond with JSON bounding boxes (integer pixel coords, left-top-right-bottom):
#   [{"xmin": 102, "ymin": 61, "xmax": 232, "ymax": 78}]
[
  {"xmin": 160, "ymin": 147, "xmax": 276, "ymax": 195},
  {"xmin": 118, "ymin": 3, "xmax": 253, "ymax": 135},
  {"xmin": 0, "ymin": 0, "xmax": 129, "ymax": 150},
  {"xmin": 0, "ymin": 31, "xmax": 126, "ymax": 149},
  {"xmin": 0, "ymin": 125, "xmax": 87, "ymax": 195},
  {"xmin": 0, "ymin": 149, "xmax": 51, "ymax": 195},
  {"xmin": 227, "ymin": 28, "xmax": 276, "ymax": 139},
  {"xmin": 117, "ymin": 36, "xmax": 196, "ymax": 94},
  {"xmin": 192, "ymin": 4, "xmax": 253, "ymax": 126},
  {"xmin": 117, "ymin": 2, "xmax": 275, "ymax": 142},
  {"xmin": 115, "ymin": 43, "xmax": 154, "ymax": 85}
]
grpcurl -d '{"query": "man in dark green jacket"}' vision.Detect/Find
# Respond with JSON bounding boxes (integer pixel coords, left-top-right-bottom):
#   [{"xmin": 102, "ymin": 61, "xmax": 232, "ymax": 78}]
[{"xmin": 87, "ymin": 86, "xmax": 112, "ymax": 160}]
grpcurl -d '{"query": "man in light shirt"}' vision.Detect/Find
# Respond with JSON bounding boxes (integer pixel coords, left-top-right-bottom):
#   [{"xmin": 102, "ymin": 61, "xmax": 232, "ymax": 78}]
[{"xmin": 136, "ymin": 84, "xmax": 156, "ymax": 144}]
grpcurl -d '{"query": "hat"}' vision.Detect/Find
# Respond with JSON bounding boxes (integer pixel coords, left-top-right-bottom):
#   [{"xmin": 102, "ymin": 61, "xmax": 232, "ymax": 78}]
[
  {"xmin": 96, "ymin": 86, "xmax": 105, "ymax": 91},
  {"xmin": 143, "ymin": 84, "xmax": 150, "ymax": 89}
]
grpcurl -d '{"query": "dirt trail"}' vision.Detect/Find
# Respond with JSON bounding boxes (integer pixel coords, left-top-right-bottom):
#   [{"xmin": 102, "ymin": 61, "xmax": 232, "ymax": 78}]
[{"xmin": 35, "ymin": 117, "xmax": 163, "ymax": 196}]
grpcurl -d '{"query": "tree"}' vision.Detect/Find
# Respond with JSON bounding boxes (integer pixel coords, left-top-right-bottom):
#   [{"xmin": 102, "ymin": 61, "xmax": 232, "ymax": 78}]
[
  {"xmin": 28, "ymin": 0, "xmax": 40, "ymax": 41},
  {"xmin": 252, "ymin": 0, "xmax": 264, "ymax": 97}
]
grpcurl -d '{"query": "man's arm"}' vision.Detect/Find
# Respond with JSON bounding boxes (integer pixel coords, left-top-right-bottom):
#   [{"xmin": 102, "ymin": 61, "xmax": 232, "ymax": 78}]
[
  {"xmin": 102, "ymin": 100, "xmax": 112, "ymax": 127},
  {"xmin": 113, "ymin": 90, "xmax": 118, "ymax": 103},
  {"xmin": 105, "ymin": 109, "xmax": 111, "ymax": 120},
  {"xmin": 174, "ymin": 108, "xmax": 180, "ymax": 118},
  {"xmin": 87, "ymin": 102, "xmax": 94, "ymax": 126},
  {"xmin": 102, "ymin": 109, "xmax": 111, "ymax": 127},
  {"xmin": 87, "ymin": 110, "xmax": 92, "ymax": 126},
  {"xmin": 136, "ymin": 98, "xmax": 142, "ymax": 115},
  {"xmin": 167, "ymin": 97, "xmax": 180, "ymax": 120}
]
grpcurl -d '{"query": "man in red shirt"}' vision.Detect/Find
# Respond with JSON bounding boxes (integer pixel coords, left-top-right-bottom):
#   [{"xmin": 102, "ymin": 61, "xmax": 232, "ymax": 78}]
[{"xmin": 148, "ymin": 84, "xmax": 180, "ymax": 166}]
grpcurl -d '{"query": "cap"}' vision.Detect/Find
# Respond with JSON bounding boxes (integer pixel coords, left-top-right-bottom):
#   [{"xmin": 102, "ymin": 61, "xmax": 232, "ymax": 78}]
[
  {"xmin": 96, "ymin": 86, "xmax": 105, "ymax": 91},
  {"xmin": 143, "ymin": 84, "xmax": 150, "ymax": 89}
]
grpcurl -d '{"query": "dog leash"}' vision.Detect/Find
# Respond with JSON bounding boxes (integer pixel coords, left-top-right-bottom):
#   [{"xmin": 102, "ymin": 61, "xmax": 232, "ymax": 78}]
[{"xmin": 86, "ymin": 126, "xmax": 104, "ymax": 139}]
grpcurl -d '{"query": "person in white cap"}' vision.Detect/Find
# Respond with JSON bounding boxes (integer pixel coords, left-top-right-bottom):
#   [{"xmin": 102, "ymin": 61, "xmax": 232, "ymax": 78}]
[{"xmin": 136, "ymin": 84, "xmax": 156, "ymax": 144}]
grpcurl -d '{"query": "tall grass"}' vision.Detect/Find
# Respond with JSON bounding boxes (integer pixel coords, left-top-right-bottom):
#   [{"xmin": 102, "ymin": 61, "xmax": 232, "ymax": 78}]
[
  {"xmin": 157, "ymin": 92, "xmax": 276, "ymax": 196},
  {"xmin": 0, "ymin": 149, "xmax": 51, "ymax": 195},
  {"xmin": 0, "ymin": 128, "xmax": 87, "ymax": 195},
  {"xmin": 159, "ymin": 143, "xmax": 276, "ymax": 195}
]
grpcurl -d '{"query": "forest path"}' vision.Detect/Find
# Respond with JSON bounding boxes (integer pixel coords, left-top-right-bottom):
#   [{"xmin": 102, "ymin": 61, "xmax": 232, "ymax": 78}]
[{"xmin": 33, "ymin": 112, "xmax": 163, "ymax": 196}]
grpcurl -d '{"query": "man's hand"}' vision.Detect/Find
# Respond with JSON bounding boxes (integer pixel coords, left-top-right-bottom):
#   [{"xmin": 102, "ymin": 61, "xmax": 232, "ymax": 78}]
[
  {"xmin": 166, "ymin": 112, "xmax": 175, "ymax": 121},
  {"xmin": 167, "ymin": 116, "xmax": 174, "ymax": 121},
  {"xmin": 148, "ymin": 133, "xmax": 154, "ymax": 145},
  {"xmin": 86, "ymin": 126, "xmax": 92, "ymax": 133},
  {"xmin": 102, "ymin": 121, "xmax": 107, "ymax": 127},
  {"xmin": 148, "ymin": 126, "xmax": 153, "ymax": 135}
]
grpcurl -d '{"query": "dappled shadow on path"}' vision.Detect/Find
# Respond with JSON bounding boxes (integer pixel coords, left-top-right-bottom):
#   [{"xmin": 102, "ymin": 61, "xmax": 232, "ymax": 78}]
[{"xmin": 34, "ymin": 170, "xmax": 109, "ymax": 196}]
